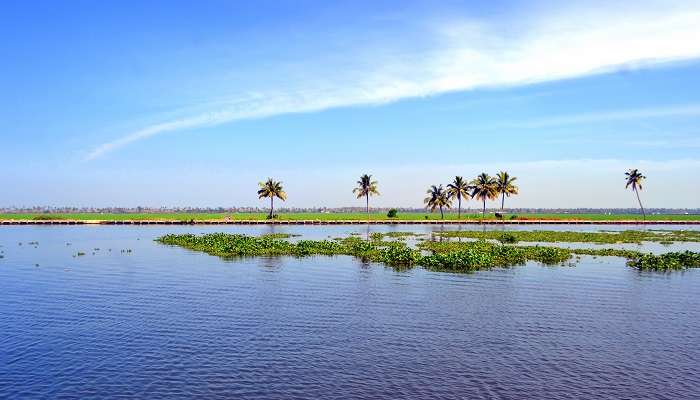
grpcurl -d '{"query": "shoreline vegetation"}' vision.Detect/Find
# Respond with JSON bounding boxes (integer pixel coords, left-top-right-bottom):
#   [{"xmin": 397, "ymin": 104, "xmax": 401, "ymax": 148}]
[
  {"xmin": 2, "ymin": 212, "xmax": 700, "ymax": 222},
  {"xmin": 156, "ymin": 231, "xmax": 700, "ymax": 272}
]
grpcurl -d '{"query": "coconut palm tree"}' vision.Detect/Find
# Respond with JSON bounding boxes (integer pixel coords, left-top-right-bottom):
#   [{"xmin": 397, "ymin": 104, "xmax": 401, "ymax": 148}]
[
  {"xmin": 257, "ymin": 178, "xmax": 287, "ymax": 219},
  {"xmin": 447, "ymin": 176, "xmax": 471, "ymax": 219},
  {"xmin": 424, "ymin": 184, "xmax": 452, "ymax": 219},
  {"xmin": 471, "ymin": 173, "xmax": 498, "ymax": 218},
  {"xmin": 625, "ymin": 169, "xmax": 646, "ymax": 220},
  {"xmin": 496, "ymin": 171, "xmax": 518, "ymax": 210},
  {"xmin": 353, "ymin": 174, "xmax": 379, "ymax": 220}
]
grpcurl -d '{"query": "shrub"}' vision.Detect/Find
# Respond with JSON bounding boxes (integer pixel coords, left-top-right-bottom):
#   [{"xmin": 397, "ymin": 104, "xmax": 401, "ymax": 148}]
[
  {"xmin": 33, "ymin": 215, "xmax": 64, "ymax": 220},
  {"xmin": 497, "ymin": 233, "xmax": 518, "ymax": 244},
  {"xmin": 387, "ymin": 209, "xmax": 398, "ymax": 218}
]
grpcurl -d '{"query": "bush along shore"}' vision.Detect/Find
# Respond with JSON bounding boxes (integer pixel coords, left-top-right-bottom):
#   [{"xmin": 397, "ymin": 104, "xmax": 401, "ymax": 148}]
[{"xmin": 156, "ymin": 233, "xmax": 700, "ymax": 272}]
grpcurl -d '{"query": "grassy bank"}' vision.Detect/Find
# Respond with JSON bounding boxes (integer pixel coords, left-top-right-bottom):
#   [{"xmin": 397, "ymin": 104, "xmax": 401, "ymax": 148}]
[
  {"xmin": 2, "ymin": 212, "xmax": 700, "ymax": 221},
  {"xmin": 157, "ymin": 233, "xmax": 700, "ymax": 272}
]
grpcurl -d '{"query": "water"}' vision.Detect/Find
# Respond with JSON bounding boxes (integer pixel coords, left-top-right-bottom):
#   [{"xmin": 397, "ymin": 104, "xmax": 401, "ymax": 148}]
[{"xmin": 1, "ymin": 225, "xmax": 699, "ymax": 399}]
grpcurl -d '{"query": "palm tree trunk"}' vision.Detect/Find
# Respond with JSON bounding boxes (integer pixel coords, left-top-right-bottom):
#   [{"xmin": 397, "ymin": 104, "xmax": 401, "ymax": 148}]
[
  {"xmin": 440, "ymin": 206, "xmax": 444, "ymax": 219},
  {"xmin": 483, "ymin": 199, "xmax": 486, "ymax": 218},
  {"xmin": 635, "ymin": 188, "xmax": 646, "ymax": 220},
  {"xmin": 501, "ymin": 193, "xmax": 505, "ymax": 210},
  {"xmin": 270, "ymin": 197, "xmax": 274, "ymax": 219},
  {"xmin": 458, "ymin": 197, "xmax": 461, "ymax": 219},
  {"xmin": 366, "ymin": 194, "xmax": 369, "ymax": 222}
]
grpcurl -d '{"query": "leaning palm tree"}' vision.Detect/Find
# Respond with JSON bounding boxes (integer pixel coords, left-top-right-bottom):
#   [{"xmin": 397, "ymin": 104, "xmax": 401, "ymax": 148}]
[
  {"xmin": 471, "ymin": 173, "xmax": 498, "ymax": 218},
  {"xmin": 257, "ymin": 178, "xmax": 287, "ymax": 219},
  {"xmin": 625, "ymin": 169, "xmax": 646, "ymax": 220},
  {"xmin": 424, "ymin": 184, "xmax": 452, "ymax": 219},
  {"xmin": 496, "ymin": 171, "xmax": 518, "ymax": 210},
  {"xmin": 353, "ymin": 174, "xmax": 380, "ymax": 220},
  {"xmin": 447, "ymin": 176, "xmax": 471, "ymax": 219}
]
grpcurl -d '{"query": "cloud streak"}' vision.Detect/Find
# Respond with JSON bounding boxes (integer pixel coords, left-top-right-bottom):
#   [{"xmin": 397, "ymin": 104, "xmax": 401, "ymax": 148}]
[{"xmin": 86, "ymin": 2, "xmax": 700, "ymax": 159}]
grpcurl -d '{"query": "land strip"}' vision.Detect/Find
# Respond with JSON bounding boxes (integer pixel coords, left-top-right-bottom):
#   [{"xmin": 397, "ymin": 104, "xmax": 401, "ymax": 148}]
[
  {"xmin": 2, "ymin": 212, "xmax": 700, "ymax": 222},
  {"xmin": 2, "ymin": 219, "xmax": 700, "ymax": 225}
]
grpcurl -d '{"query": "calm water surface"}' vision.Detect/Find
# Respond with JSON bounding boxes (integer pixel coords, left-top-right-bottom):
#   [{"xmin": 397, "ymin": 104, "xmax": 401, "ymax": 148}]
[{"xmin": 1, "ymin": 225, "xmax": 699, "ymax": 399}]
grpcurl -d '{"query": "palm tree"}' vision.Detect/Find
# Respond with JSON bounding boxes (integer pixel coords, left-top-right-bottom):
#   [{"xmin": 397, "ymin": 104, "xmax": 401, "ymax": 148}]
[
  {"xmin": 625, "ymin": 169, "xmax": 646, "ymax": 220},
  {"xmin": 447, "ymin": 176, "xmax": 471, "ymax": 219},
  {"xmin": 496, "ymin": 171, "xmax": 518, "ymax": 210},
  {"xmin": 257, "ymin": 178, "xmax": 287, "ymax": 219},
  {"xmin": 424, "ymin": 184, "xmax": 452, "ymax": 219},
  {"xmin": 471, "ymin": 173, "xmax": 498, "ymax": 218},
  {"xmin": 353, "ymin": 174, "xmax": 379, "ymax": 220}
]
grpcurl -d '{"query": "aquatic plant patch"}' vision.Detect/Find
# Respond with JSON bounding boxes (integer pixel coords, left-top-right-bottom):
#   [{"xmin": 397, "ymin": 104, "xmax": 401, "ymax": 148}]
[
  {"xmin": 625, "ymin": 251, "xmax": 700, "ymax": 271},
  {"xmin": 158, "ymin": 233, "xmax": 568, "ymax": 272},
  {"xmin": 157, "ymin": 233, "xmax": 700, "ymax": 273},
  {"xmin": 433, "ymin": 230, "xmax": 700, "ymax": 244}
]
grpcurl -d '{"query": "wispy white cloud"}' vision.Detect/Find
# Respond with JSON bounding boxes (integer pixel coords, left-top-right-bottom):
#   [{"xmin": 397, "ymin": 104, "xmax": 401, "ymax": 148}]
[{"xmin": 86, "ymin": 1, "xmax": 700, "ymax": 159}]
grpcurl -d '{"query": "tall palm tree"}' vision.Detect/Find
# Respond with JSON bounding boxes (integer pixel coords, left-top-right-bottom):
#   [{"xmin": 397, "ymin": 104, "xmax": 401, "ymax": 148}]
[
  {"xmin": 257, "ymin": 178, "xmax": 287, "ymax": 219},
  {"xmin": 471, "ymin": 173, "xmax": 498, "ymax": 218},
  {"xmin": 496, "ymin": 171, "xmax": 518, "ymax": 210},
  {"xmin": 353, "ymin": 174, "xmax": 379, "ymax": 220},
  {"xmin": 625, "ymin": 169, "xmax": 646, "ymax": 220},
  {"xmin": 447, "ymin": 176, "xmax": 471, "ymax": 219},
  {"xmin": 424, "ymin": 184, "xmax": 452, "ymax": 219}
]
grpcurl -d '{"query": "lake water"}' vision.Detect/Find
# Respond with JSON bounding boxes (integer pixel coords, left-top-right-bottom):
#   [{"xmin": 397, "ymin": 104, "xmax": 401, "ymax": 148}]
[{"xmin": 1, "ymin": 225, "xmax": 699, "ymax": 399}]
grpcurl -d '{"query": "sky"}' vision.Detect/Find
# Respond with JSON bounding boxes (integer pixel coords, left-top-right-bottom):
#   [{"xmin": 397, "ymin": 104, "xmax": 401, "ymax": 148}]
[{"xmin": 2, "ymin": 0, "xmax": 700, "ymax": 209}]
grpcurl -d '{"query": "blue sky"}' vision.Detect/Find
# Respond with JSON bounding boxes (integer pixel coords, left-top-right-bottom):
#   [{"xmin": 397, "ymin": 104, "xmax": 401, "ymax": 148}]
[{"xmin": 2, "ymin": 0, "xmax": 700, "ymax": 209}]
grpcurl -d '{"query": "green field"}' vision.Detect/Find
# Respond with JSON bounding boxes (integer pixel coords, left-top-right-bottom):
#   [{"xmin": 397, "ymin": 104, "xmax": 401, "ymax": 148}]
[{"xmin": 1, "ymin": 212, "xmax": 699, "ymax": 221}]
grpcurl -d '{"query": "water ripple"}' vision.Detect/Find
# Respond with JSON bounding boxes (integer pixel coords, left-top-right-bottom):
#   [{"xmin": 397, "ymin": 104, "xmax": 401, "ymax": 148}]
[{"xmin": 0, "ymin": 226, "xmax": 699, "ymax": 399}]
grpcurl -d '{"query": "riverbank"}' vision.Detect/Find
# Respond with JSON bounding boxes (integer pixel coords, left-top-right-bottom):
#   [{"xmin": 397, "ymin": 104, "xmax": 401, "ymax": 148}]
[
  {"xmin": 2, "ymin": 219, "xmax": 700, "ymax": 225},
  {"xmin": 2, "ymin": 212, "xmax": 700, "ymax": 222}
]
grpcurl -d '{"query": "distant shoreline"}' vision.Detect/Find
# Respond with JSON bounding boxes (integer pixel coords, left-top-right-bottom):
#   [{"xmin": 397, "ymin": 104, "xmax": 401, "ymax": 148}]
[
  {"xmin": 1, "ymin": 212, "xmax": 700, "ymax": 224},
  {"xmin": 2, "ymin": 219, "xmax": 700, "ymax": 226}
]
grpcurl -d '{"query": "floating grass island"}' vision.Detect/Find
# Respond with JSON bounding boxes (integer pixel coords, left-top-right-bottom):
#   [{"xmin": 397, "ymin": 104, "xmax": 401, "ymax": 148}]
[
  {"xmin": 157, "ymin": 232, "xmax": 700, "ymax": 272},
  {"xmin": 433, "ymin": 229, "xmax": 700, "ymax": 244}
]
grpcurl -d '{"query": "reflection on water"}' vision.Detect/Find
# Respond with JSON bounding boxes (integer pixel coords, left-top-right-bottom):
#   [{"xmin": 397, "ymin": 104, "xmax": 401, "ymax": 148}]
[{"xmin": 1, "ymin": 225, "xmax": 699, "ymax": 399}]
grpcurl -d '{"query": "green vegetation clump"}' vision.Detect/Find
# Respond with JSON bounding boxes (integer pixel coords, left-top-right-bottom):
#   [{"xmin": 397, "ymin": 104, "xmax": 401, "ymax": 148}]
[
  {"xmin": 418, "ymin": 240, "xmax": 570, "ymax": 271},
  {"xmin": 497, "ymin": 233, "xmax": 518, "ymax": 244},
  {"xmin": 376, "ymin": 243, "xmax": 422, "ymax": 267},
  {"xmin": 32, "ymin": 215, "xmax": 64, "ymax": 220},
  {"xmin": 159, "ymin": 233, "xmax": 569, "ymax": 272},
  {"xmin": 259, "ymin": 233, "xmax": 300, "ymax": 239},
  {"xmin": 157, "ymin": 233, "xmax": 700, "ymax": 273},
  {"xmin": 569, "ymin": 248, "xmax": 643, "ymax": 259},
  {"xmin": 626, "ymin": 251, "xmax": 700, "ymax": 271},
  {"xmin": 377, "ymin": 231, "xmax": 425, "ymax": 239},
  {"xmin": 435, "ymin": 229, "xmax": 700, "ymax": 244},
  {"xmin": 387, "ymin": 209, "xmax": 398, "ymax": 218}
]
